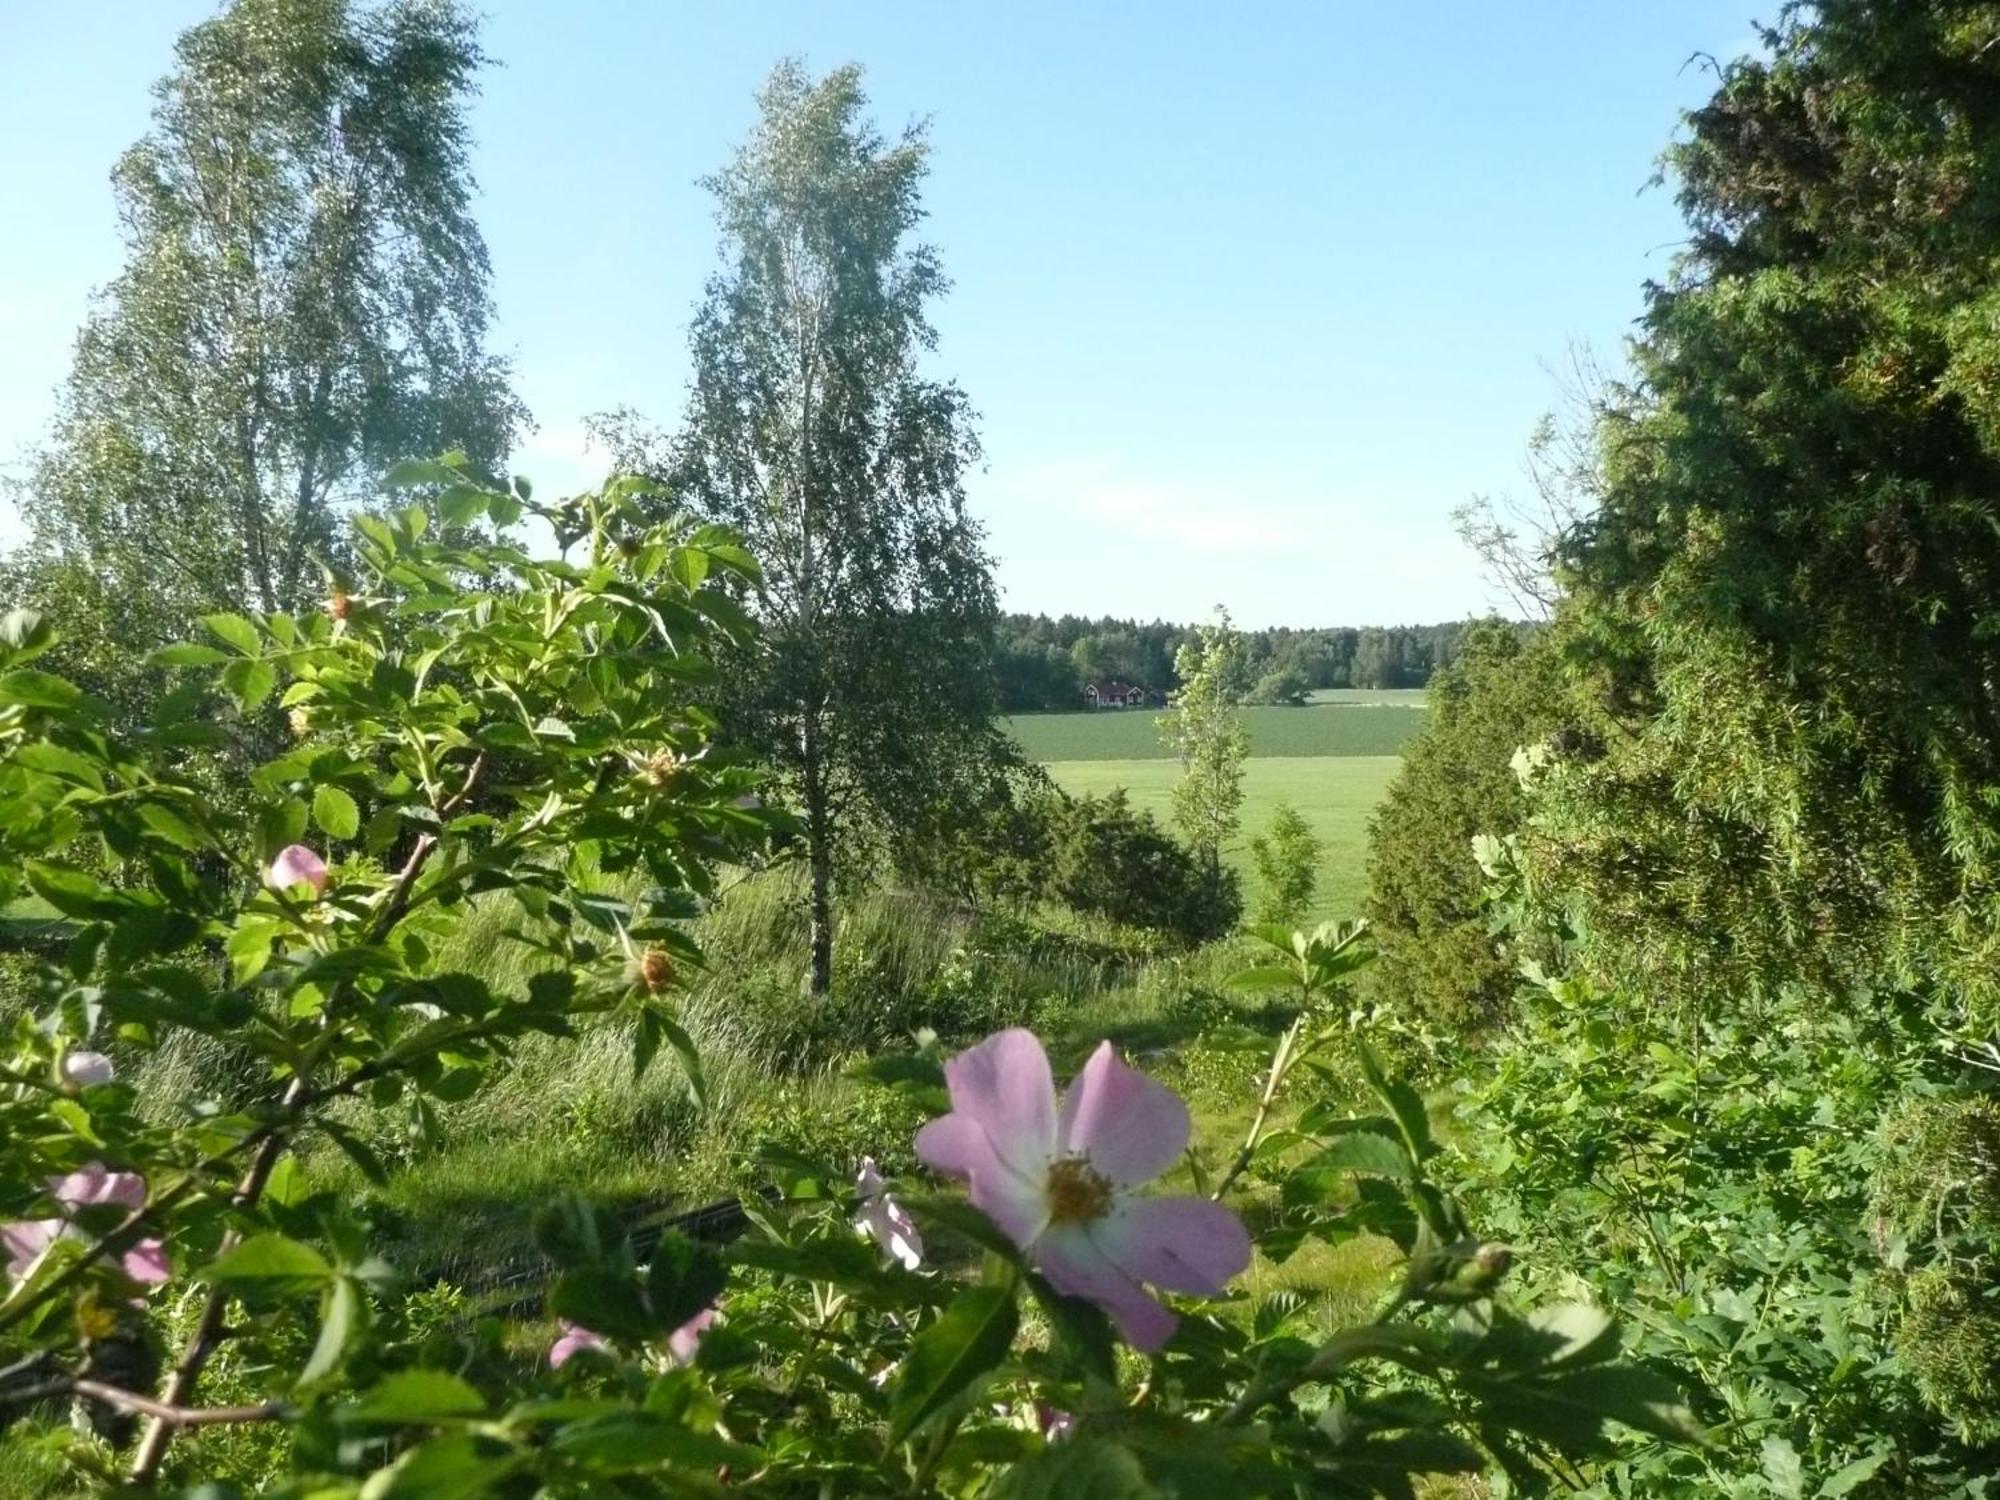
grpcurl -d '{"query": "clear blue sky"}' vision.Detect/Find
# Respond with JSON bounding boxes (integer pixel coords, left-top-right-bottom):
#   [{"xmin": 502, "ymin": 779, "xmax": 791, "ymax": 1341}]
[{"xmin": 0, "ymin": 2, "xmax": 1763, "ymax": 628}]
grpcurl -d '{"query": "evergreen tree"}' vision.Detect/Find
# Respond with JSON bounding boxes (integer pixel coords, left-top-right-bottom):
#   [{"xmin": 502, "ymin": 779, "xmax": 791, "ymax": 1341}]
[
  {"xmin": 1538, "ymin": 0, "xmax": 2000, "ymax": 1020},
  {"xmin": 8, "ymin": 0, "xmax": 523, "ymax": 714},
  {"xmin": 1362, "ymin": 623, "xmax": 1565, "ymax": 1027}
]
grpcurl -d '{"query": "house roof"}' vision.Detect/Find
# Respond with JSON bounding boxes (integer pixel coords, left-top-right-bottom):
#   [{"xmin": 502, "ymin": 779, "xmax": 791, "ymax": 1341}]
[{"xmin": 1086, "ymin": 681, "xmax": 1146, "ymax": 698}]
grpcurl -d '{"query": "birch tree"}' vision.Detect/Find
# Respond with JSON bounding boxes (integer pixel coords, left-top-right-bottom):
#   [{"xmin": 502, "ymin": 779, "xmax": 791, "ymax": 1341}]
[{"xmin": 672, "ymin": 61, "xmax": 1002, "ymax": 995}]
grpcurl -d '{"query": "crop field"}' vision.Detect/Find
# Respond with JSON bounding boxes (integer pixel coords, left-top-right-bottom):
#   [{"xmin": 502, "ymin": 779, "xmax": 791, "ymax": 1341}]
[
  {"xmin": 1043, "ymin": 756, "xmax": 1402, "ymax": 922},
  {"xmin": 1004, "ymin": 701, "xmax": 1425, "ymax": 762}
]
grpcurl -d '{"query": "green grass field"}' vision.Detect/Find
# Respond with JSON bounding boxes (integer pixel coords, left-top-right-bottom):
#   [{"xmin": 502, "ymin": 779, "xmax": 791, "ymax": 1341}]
[
  {"xmin": 1046, "ymin": 756, "xmax": 1400, "ymax": 922},
  {"xmin": 1004, "ymin": 702, "xmax": 1425, "ymax": 761},
  {"xmin": 1305, "ymin": 687, "xmax": 1429, "ymax": 707}
]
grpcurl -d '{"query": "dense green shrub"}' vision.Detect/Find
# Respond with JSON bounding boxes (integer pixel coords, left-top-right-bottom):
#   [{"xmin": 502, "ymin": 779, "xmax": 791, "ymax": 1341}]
[
  {"xmin": 1248, "ymin": 801, "xmax": 1321, "ymax": 927},
  {"xmin": 1361, "ymin": 621, "xmax": 1564, "ymax": 1028},
  {"xmin": 1463, "ymin": 967, "xmax": 2000, "ymax": 1492},
  {"xmin": 1042, "ymin": 790, "xmax": 1242, "ymax": 944}
]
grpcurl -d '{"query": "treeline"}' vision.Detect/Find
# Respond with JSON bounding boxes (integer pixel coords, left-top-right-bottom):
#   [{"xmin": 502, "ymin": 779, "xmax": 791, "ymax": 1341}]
[{"xmin": 995, "ymin": 612, "xmax": 1518, "ymax": 711}]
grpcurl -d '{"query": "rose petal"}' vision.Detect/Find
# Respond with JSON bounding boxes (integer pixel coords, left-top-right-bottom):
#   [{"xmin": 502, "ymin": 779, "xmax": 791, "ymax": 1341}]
[
  {"xmin": 121, "ymin": 1238, "xmax": 171, "ymax": 1286},
  {"xmin": 1033, "ymin": 1220, "xmax": 1178, "ymax": 1352},
  {"xmin": 550, "ymin": 1321, "xmax": 608, "ymax": 1369},
  {"xmin": 1, "ymin": 1220, "xmax": 60, "ymax": 1280},
  {"xmin": 62, "ymin": 1051, "xmax": 115, "ymax": 1088},
  {"xmin": 861, "ymin": 1194, "xmax": 924, "ymax": 1271},
  {"xmin": 266, "ymin": 844, "xmax": 329, "ymax": 895},
  {"xmin": 51, "ymin": 1165, "xmax": 147, "ymax": 1213},
  {"xmin": 941, "ymin": 1029, "xmax": 1058, "ymax": 1179},
  {"xmin": 1056, "ymin": 1042, "xmax": 1191, "ymax": 1188},
  {"xmin": 915, "ymin": 1114, "xmax": 1050, "ymax": 1249},
  {"xmin": 857, "ymin": 1156, "xmax": 885, "ymax": 1199},
  {"xmin": 1094, "ymin": 1195, "xmax": 1252, "ymax": 1296},
  {"xmin": 668, "ymin": 1307, "xmax": 714, "ymax": 1366}
]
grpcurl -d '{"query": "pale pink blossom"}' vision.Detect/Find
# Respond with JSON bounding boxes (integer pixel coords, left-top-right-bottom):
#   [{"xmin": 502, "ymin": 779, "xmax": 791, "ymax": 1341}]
[
  {"xmin": 0, "ymin": 1164, "xmax": 168, "ymax": 1288},
  {"xmin": 548, "ymin": 1320, "xmax": 608, "ymax": 1368},
  {"xmin": 61, "ymin": 1051, "xmax": 114, "ymax": 1088},
  {"xmin": 915, "ymin": 1028, "xmax": 1251, "ymax": 1351},
  {"xmin": 667, "ymin": 1307, "xmax": 715, "ymax": 1366},
  {"xmin": 549, "ymin": 1307, "xmax": 715, "ymax": 1370},
  {"xmin": 856, "ymin": 1156, "xmax": 923, "ymax": 1270},
  {"xmin": 265, "ymin": 844, "xmax": 329, "ymax": 895}
]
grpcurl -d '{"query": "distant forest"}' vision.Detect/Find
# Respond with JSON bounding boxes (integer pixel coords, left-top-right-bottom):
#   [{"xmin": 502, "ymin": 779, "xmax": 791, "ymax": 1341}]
[{"xmin": 996, "ymin": 612, "xmax": 1524, "ymax": 711}]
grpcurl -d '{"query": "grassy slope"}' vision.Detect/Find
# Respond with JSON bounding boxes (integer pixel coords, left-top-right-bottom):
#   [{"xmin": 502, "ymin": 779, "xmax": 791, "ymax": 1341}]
[
  {"xmin": 1005, "ymin": 703, "xmax": 1424, "ymax": 761},
  {"xmin": 1047, "ymin": 756, "xmax": 1400, "ymax": 923}
]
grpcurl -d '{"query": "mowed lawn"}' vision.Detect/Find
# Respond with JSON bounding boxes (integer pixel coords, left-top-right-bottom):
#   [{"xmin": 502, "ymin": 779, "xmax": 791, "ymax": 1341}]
[
  {"xmin": 1045, "ymin": 756, "xmax": 1402, "ymax": 923},
  {"xmin": 1004, "ymin": 702, "xmax": 1424, "ymax": 761}
]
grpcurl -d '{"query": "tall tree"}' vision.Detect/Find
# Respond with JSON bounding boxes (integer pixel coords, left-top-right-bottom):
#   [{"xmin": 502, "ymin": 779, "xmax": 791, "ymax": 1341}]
[
  {"xmin": 1535, "ymin": 0, "xmax": 2000, "ymax": 1020},
  {"xmin": 1160, "ymin": 608, "xmax": 1248, "ymax": 868},
  {"xmin": 671, "ymin": 61, "xmax": 1002, "ymax": 995},
  {"xmin": 10, "ymin": 0, "xmax": 523, "ymax": 708}
]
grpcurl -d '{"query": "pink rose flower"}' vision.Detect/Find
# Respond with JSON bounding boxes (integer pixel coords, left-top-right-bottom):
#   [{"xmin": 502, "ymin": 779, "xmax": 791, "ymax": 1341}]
[
  {"xmin": 0, "ymin": 1163, "xmax": 169, "ymax": 1288},
  {"xmin": 856, "ymin": 1156, "xmax": 923, "ymax": 1270},
  {"xmin": 915, "ymin": 1028, "xmax": 1251, "ymax": 1351},
  {"xmin": 265, "ymin": 844, "xmax": 329, "ymax": 895},
  {"xmin": 548, "ymin": 1320, "xmax": 608, "ymax": 1369},
  {"xmin": 548, "ymin": 1306, "xmax": 715, "ymax": 1370},
  {"xmin": 61, "ymin": 1051, "xmax": 115, "ymax": 1088},
  {"xmin": 667, "ymin": 1307, "xmax": 714, "ymax": 1366}
]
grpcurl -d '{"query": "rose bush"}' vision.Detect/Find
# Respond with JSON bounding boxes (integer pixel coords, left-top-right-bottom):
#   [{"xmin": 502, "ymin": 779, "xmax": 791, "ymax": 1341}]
[{"xmin": 0, "ymin": 464, "xmax": 1698, "ymax": 1496}]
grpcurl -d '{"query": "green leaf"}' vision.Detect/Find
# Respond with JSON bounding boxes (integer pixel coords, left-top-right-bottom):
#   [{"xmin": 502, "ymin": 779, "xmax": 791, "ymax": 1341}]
[
  {"xmin": 313, "ymin": 784, "xmax": 361, "ymax": 840},
  {"xmin": 1819, "ymin": 1451, "xmax": 1890, "ymax": 1497},
  {"xmin": 206, "ymin": 1233, "xmax": 334, "ymax": 1287},
  {"xmin": 300, "ymin": 1276, "xmax": 361, "ymax": 1386},
  {"xmin": 137, "ymin": 800, "xmax": 206, "ymax": 852},
  {"xmin": 347, "ymin": 1369, "xmax": 486, "ymax": 1424},
  {"xmin": 549, "ymin": 1412, "xmax": 761, "ymax": 1472},
  {"xmin": 257, "ymin": 797, "xmax": 310, "ymax": 860},
  {"xmin": 990, "ymin": 1439, "xmax": 1160, "ymax": 1499},
  {"xmin": 353, "ymin": 1431, "xmax": 520, "ymax": 1500},
  {"xmin": 657, "ymin": 1013, "xmax": 706, "ymax": 1108},
  {"xmin": 645, "ymin": 1231, "xmax": 727, "ymax": 1333},
  {"xmin": 221, "ymin": 657, "xmax": 276, "ymax": 710},
  {"xmin": 320, "ymin": 1119, "xmax": 391, "ymax": 1186},
  {"xmin": 1762, "ymin": 1435, "xmax": 1806, "ymax": 1499},
  {"xmin": 1356, "ymin": 1042, "xmax": 1434, "ymax": 1162},
  {"xmin": 551, "ymin": 1266, "xmax": 654, "ymax": 1341},
  {"xmin": 1302, "ymin": 1131, "xmax": 1414, "ymax": 1181},
  {"xmin": 889, "ymin": 1284, "xmax": 1019, "ymax": 1442},
  {"xmin": 149, "ymin": 642, "xmax": 232, "ymax": 668},
  {"xmin": 228, "ymin": 917, "xmax": 281, "ymax": 983},
  {"xmin": 201, "ymin": 612, "xmax": 261, "ymax": 656},
  {"xmin": 0, "ymin": 668, "xmax": 82, "ymax": 710}
]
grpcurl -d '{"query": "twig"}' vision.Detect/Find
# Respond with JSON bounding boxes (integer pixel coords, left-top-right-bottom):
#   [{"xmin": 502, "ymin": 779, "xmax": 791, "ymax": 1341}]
[
  {"xmin": 1211, "ymin": 1016, "xmax": 1305, "ymax": 1202},
  {"xmin": 1, "ymin": 1375, "xmax": 286, "ymax": 1427},
  {"xmin": 128, "ymin": 752, "xmax": 485, "ymax": 1482}
]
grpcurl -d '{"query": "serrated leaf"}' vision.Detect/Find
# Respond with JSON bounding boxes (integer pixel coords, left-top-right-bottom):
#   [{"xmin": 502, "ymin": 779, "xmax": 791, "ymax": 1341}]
[
  {"xmin": 201, "ymin": 613, "xmax": 261, "ymax": 656},
  {"xmin": 645, "ymin": 1231, "xmax": 726, "ymax": 1336},
  {"xmin": 207, "ymin": 1233, "xmax": 333, "ymax": 1287},
  {"xmin": 313, "ymin": 785, "xmax": 360, "ymax": 840},
  {"xmin": 345, "ymin": 1369, "xmax": 487, "ymax": 1424},
  {"xmin": 0, "ymin": 668, "xmax": 82, "ymax": 709}
]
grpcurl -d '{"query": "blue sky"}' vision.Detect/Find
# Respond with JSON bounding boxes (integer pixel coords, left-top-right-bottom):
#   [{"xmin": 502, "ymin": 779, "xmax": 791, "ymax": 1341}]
[{"xmin": 0, "ymin": 2, "xmax": 1764, "ymax": 627}]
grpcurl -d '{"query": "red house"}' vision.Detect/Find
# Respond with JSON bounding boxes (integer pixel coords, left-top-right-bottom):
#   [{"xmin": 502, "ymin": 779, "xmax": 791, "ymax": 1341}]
[{"xmin": 1082, "ymin": 680, "xmax": 1150, "ymax": 709}]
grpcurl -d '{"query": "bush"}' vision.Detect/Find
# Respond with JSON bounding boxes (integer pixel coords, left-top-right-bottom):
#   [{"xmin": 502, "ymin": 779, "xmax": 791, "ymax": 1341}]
[
  {"xmin": 1362, "ymin": 621, "xmax": 1565, "ymax": 1028},
  {"xmin": 1248, "ymin": 801, "xmax": 1320, "ymax": 926},
  {"xmin": 1043, "ymin": 790, "xmax": 1242, "ymax": 944}
]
